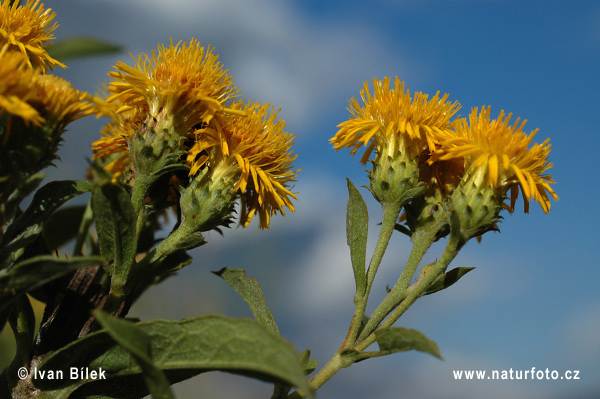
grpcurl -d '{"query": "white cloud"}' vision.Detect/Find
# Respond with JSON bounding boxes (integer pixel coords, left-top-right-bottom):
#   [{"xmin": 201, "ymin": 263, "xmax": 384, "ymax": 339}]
[{"xmin": 98, "ymin": 0, "xmax": 409, "ymax": 130}]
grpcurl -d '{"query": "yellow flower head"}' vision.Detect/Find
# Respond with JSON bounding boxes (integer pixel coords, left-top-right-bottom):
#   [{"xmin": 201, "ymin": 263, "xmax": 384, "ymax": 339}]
[
  {"xmin": 106, "ymin": 38, "xmax": 240, "ymax": 134},
  {"xmin": 437, "ymin": 106, "xmax": 557, "ymax": 214},
  {"xmin": 186, "ymin": 101, "xmax": 298, "ymax": 229},
  {"xmin": 0, "ymin": 47, "xmax": 43, "ymax": 127},
  {"xmin": 28, "ymin": 74, "xmax": 93, "ymax": 132},
  {"xmin": 331, "ymin": 77, "xmax": 460, "ymax": 164},
  {"xmin": 91, "ymin": 101, "xmax": 144, "ymax": 181},
  {"xmin": 0, "ymin": 0, "xmax": 65, "ymax": 71}
]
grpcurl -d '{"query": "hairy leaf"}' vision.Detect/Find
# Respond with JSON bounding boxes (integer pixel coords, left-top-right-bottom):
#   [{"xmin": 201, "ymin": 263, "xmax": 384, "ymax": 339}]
[
  {"xmin": 91, "ymin": 184, "xmax": 136, "ymax": 284},
  {"xmin": 375, "ymin": 327, "xmax": 441, "ymax": 359},
  {"xmin": 0, "ymin": 256, "xmax": 102, "ymax": 313},
  {"xmin": 36, "ymin": 315, "xmax": 312, "ymax": 398},
  {"xmin": 47, "ymin": 37, "xmax": 122, "ymax": 61},
  {"xmin": 213, "ymin": 267, "xmax": 279, "ymax": 334},
  {"xmin": 346, "ymin": 179, "xmax": 368, "ymax": 300},
  {"xmin": 1, "ymin": 180, "xmax": 93, "ymax": 269},
  {"xmin": 94, "ymin": 311, "xmax": 174, "ymax": 399},
  {"xmin": 423, "ymin": 267, "xmax": 475, "ymax": 296}
]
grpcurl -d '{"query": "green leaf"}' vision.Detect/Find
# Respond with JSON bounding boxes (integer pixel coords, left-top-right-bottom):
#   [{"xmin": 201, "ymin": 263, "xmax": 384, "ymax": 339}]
[
  {"xmin": 7, "ymin": 295, "xmax": 35, "ymax": 389},
  {"xmin": 423, "ymin": 267, "xmax": 475, "ymax": 296},
  {"xmin": 346, "ymin": 179, "xmax": 368, "ymax": 301},
  {"xmin": 2, "ymin": 173, "xmax": 45, "ymax": 224},
  {"xmin": 1, "ymin": 180, "xmax": 93, "ymax": 269},
  {"xmin": 43, "ymin": 205, "xmax": 87, "ymax": 250},
  {"xmin": 298, "ymin": 349, "xmax": 317, "ymax": 376},
  {"xmin": 0, "ymin": 256, "xmax": 102, "ymax": 313},
  {"xmin": 91, "ymin": 184, "xmax": 136, "ymax": 285},
  {"xmin": 94, "ymin": 311, "xmax": 174, "ymax": 399},
  {"xmin": 213, "ymin": 267, "xmax": 279, "ymax": 335},
  {"xmin": 36, "ymin": 315, "xmax": 312, "ymax": 398},
  {"xmin": 375, "ymin": 327, "xmax": 442, "ymax": 359},
  {"xmin": 47, "ymin": 37, "xmax": 122, "ymax": 61}
]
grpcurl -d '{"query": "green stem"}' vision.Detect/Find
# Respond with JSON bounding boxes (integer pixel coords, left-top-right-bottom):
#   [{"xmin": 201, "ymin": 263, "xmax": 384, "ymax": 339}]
[
  {"xmin": 131, "ymin": 174, "xmax": 153, "ymax": 243},
  {"xmin": 355, "ymin": 233, "xmax": 463, "ymax": 352},
  {"xmin": 288, "ymin": 353, "xmax": 349, "ymax": 399},
  {"xmin": 288, "ymin": 202, "xmax": 403, "ymax": 399},
  {"xmin": 357, "ymin": 227, "xmax": 436, "ymax": 341},
  {"xmin": 365, "ymin": 202, "xmax": 403, "ymax": 291},
  {"xmin": 341, "ymin": 201, "xmax": 402, "ymax": 350}
]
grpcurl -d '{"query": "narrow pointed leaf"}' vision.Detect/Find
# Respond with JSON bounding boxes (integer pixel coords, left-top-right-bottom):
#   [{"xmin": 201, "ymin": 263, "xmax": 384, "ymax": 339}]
[
  {"xmin": 1, "ymin": 180, "xmax": 93, "ymax": 269},
  {"xmin": 213, "ymin": 267, "xmax": 279, "ymax": 334},
  {"xmin": 47, "ymin": 37, "xmax": 122, "ymax": 61},
  {"xmin": 91, "ymin": 184, "xmax": 136, "ymax": 284},
  {"xmin": 346, "ymin": 179, "xmax": 368, "ymax": 300},
  {"xmin": 375, "ymin": 327, "xmax": 441, "ymax": 359},
  {"xmin": 94, "ymin": 311, "xmax": 174, "ymax": 399},
  {"xmin": 0, "ymin": 255, "xmax": 102, "ymax": 313},
  {"xmin": 2, "ymin": 173, "xmax": 45, "ymax": 224},
  {"xmin": 423, "ymin": 267, "xmax": 475, "ymax": 296}
]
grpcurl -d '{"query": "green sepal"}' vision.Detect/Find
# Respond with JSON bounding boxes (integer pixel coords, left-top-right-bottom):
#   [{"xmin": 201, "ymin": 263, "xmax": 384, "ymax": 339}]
[
  {"xmin": 213, "ymin": 267, "xmax": 279, "ymax": 335},
  {"xmin": 1, "ymin": 180, "xmax": 93, "ymax": 269},
  {"xmin": 91, "ymin": 184, "xmax": 136, "ymax": 287},
  {"xmin": 346, "ymin": 179, "xmax": 368, "ymax": 302},
  {"xmin": 34, "ymin": 315, "xmax": 313, "ymax": 398},
  {"xmin": 375, "ymin": 327, "xmax": 441, "ymax": 359},
  {"xmin": 47, "ymin": 37, "xmax": 122, "ymax": 62},
  {"xmin": 0, "ymin": 255, "xmax": 102, "ymax": 314},
  {"xmin": 423, "ymin": 267, "xmax": 475, "ymax": 296},
  {"xmin": 94, "ymin": 311, "xmax": 174, "ymax": 399}
]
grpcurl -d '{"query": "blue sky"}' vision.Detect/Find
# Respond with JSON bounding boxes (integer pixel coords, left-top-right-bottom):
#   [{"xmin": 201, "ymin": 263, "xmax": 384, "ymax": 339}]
[{"xmin": 41, "ymin": 0, "xmax": 600, "ymax": 398}]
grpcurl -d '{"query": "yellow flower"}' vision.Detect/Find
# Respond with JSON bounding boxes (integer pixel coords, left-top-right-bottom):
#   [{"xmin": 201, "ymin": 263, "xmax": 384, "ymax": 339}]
[
  {"xmin": 437, "ymin": 106, "xmax": 557, "ymax": 214},
  {"xmin": 332, "ymin": 77, "xmax": 460, "ymax": 164},
  {"xmin": 0, "ymin": 47, "xmax": 43, "ymax": 129},
  {"xmin": 186, "ymin": 101, "xmax": 298, "ymax": 230},
  {"xmin": 28, "ymin": 74, "xmax": 93, "ymax": 132},
  {"xmin": 91, "ymin": 102, "xmax": 143, "ymax": 181},
  {"xmin": 332, "ymin": 77, "xmax": 460, "ymax": 206},
  {"xmin": 1, "ymin": 47, "xmax": 88, "ymax": 146},
  {"xmin": 92, "ymin": 39, "xmax": 244, "ymax": 183},
  {"xmin": 1, "ymin": 58, "xmax": 91, "ymax": 184},
  {"xmin": 106, "ymin": 38, "xmax": 240, "ymax": 135},
  {"xmin": 0, "ymin": 0, "xmax": 65, "ymax": 71}
]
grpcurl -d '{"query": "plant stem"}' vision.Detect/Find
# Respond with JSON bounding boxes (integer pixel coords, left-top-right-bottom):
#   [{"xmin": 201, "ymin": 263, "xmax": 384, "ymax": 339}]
[
  {"xmin": 355, "ymin": 232, "xmax": 463, "ymax": 352},
  {"xmin": 357, "ymin": 227, "xmax": 436, "ymax": 341},
  {"xmin": 287, "ymin": 353, "xmax": 348, "ymax": 399},
  {"xmin": 341, "ymin": 201, "xmax": 402, "ymax": 350},
  {"xmin": 288, "ymin": 202, "xmax": 403, "ymax": 399}
]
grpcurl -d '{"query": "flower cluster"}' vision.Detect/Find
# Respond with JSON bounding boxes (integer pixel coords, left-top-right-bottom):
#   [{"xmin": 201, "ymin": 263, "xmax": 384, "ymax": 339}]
[
  {"xmin": 0, "ymin": 1, "xmax": 91, "ymax": 187},
  {"xmin": 0, "ymin": 0, "xmax": 92, "ymax": 240},
  {"xmin": 332, "ymin": 77, "xmax": 460, "ymax": 206},
  {"xmin": 333, "ymin": 77, "xmax": 557, "ymax": 243},
  {"xmin": 0, "ymin": 0, "xmax": 65, "ymax": 71},
  {"xmin": 92, "ymin": 39, "xmax": 298, "ymax": 230}
]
